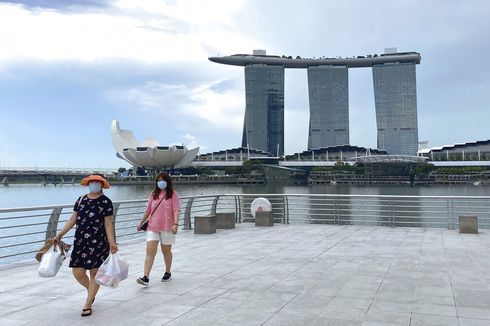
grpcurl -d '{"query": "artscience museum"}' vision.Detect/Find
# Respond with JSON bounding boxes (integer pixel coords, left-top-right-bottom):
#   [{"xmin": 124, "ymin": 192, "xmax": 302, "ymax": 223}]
[{"xmin": 111, "ymin": 120, "xmax": 199, "ymax": 171}]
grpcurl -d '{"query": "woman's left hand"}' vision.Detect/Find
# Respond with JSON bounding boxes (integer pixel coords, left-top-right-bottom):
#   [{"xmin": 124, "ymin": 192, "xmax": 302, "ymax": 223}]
[
  {"xmin": 171, "ymin": 224, "xmax": 178, "ymax": 234},
  {"xmin": 110, "ymin": 242, "xmax": 118, "ymax": 254}
]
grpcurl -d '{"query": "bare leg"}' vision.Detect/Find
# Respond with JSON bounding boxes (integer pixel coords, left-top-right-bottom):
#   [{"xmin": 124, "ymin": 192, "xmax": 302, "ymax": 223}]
[
  {"xmin": 161, "ymin": 244, "xmax": 173, "ymax": 273},
  {"xmin": 84, "ymin": 269, "xmax": 100, "ymax": 310},
  {"xmin": 72, "ymin": 267, "xmax": 89, "ymax": 290},
  {"xmin": 144, "ymin": 241, "xmax": 159, "ymax": 277}
]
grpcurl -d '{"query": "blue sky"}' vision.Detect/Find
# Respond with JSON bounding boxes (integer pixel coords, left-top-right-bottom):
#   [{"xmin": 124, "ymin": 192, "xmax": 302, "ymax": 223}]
[{"xmin": 1, "ymin": 0, "xmax": 489, "ymax": 168}]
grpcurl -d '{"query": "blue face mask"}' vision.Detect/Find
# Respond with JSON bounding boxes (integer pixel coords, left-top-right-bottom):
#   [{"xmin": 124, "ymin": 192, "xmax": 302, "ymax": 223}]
[
  {"xmin": 157, "ymin": 180, "xmax": 167, "ymax": 190},
  {"xmin": 88, "ymin": 182, "xmax": 102, "ymax": 193}
]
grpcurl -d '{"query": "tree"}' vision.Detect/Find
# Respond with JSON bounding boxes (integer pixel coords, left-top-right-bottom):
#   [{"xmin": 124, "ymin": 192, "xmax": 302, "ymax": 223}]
[{"xmin": 414, "ymin": 163, "xmax": 434, "ymax": 176}]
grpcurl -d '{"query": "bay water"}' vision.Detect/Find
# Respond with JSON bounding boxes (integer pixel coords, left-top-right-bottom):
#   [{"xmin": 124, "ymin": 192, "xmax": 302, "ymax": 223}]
[{"xmin": 1, "ymin": 183, "xmax": 490, "ymax": 209}]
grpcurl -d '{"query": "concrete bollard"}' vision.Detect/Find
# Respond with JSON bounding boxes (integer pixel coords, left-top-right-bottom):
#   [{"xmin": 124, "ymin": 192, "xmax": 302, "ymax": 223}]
[
  {"xmin": 194, "ymin": 215, "xmax": 217, "ymax": 234},
  {"xmin": 215, "ymin": 212, "xmax": 235, "ymax": 229},
  {"xmin": 459, "ymin": 216, "xmax": 478, "ymax": 234},
  {"xmin": 255, "ymin": 211, "xmax": 273, "ymax": 227}
]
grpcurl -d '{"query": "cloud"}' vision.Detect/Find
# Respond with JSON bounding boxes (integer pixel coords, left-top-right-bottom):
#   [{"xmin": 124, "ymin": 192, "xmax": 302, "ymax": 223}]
[
  {"xmin": 6, "ymin": 0, "xmax": 113, "ymax": 11},
  {"xmin": 0, "ymin": 0, "xmax": 258, "ymax": 63},
  {"xmin": 180, "ymin": 133, "xmax": 206, "ymax": 151},
  {"xmin": 107, "ymin": 79, "xmax": 245, "ymax": 133}
]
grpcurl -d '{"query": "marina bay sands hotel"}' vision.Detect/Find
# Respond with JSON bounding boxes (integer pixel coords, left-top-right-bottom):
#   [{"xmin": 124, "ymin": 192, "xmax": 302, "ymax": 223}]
[{"xmin": 209, "ymin": 48, "xmax": 421, "ymax": 156}]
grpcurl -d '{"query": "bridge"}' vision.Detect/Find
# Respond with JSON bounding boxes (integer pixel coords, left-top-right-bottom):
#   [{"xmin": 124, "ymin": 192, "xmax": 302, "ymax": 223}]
[
  {"xmin": 0, "ymin": 167, "xmax": 116, "ymax": 185},
  {"xmin": 0, "ymin": 167, "xmax": 116, "ymax": 176}
]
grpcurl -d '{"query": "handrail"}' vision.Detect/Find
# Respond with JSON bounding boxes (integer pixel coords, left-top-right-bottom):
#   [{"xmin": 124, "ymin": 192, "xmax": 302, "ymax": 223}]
[
  {"xmin": 2, "ymin": 193, "xmax": 490, "ymax": 214},
  {"xmin": 2, "ymin": 193, "xmax": 490, "ymax": 267}
]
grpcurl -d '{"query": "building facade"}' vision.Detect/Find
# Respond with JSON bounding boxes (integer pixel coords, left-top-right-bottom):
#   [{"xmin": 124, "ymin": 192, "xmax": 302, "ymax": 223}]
[
  {"xmin": 210, "ymin": 49, "xmax": 421, "ymax": 156},
  {"xmin": 373, "ymin": 62, "xmax": 419, "ymax": 155},
  {"xmin": 243, "ymin": 64, "xmax": 285, "ymax": 156},
  {"xmin": 418, "ymin": 140, "xmax": 490, "ymax": 161},
  {"xmin": 307, "ymin": 65, "xmax": 349, "ymax": 149}
]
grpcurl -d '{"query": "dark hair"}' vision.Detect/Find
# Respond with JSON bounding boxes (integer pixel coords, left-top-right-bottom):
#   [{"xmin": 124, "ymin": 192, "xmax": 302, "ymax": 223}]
[{"xmin": 152, "ymin": 173, "xmax": 174, "ymax": 200}]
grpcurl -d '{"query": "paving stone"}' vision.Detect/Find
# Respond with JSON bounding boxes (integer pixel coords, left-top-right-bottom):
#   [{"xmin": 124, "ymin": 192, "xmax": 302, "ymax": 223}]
[{"xmin": 1, "ymin": 224, "xmax": 490, "ymax": 324}]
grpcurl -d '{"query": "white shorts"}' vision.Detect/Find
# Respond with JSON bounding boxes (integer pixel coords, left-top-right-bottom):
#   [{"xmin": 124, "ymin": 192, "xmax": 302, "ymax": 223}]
[{"xmin": 146, "ymin": 231, "xmax": 176, "ymax": 245}]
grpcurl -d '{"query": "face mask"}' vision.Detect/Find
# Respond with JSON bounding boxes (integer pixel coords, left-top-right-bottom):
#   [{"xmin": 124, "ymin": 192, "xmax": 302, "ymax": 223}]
[
  {"xmin": 157, "ymin": 180, "xmax": 167, "ymax": 190},
  {"xmin": 88, "ymin": 182, "xmax": 102, "ymax": 193}
]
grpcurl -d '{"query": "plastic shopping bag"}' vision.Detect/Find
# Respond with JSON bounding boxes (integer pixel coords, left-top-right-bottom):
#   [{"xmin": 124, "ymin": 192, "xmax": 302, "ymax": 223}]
[
  {"xmin": 95, "ymin": 252, "xmax": 129, "ymax": 288},
  {"xmin": 38, "ymin": 244, "xmax": 65, "ymax": 277}
]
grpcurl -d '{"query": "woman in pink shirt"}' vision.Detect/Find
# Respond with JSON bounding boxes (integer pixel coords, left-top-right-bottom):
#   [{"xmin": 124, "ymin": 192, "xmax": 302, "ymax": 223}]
[{"xmin": 136, "ymin": 173, "xmax": 180, "ymax": 285}]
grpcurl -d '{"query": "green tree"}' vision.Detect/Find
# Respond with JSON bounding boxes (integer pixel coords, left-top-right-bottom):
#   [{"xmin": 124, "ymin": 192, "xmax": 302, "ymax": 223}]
[{"xmin": 414, "ymin": 163, "xmax": 434, "ymax": 176}]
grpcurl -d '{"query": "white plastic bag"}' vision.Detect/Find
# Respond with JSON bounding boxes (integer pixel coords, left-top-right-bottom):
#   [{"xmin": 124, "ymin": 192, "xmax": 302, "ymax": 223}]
[
  {"xmin": 95, "ymin": 252, "xmax": 129, "ymax": 288},
  {"xmin": 38, "ymin": 244, "xmax": 65, "ymax": 277}
]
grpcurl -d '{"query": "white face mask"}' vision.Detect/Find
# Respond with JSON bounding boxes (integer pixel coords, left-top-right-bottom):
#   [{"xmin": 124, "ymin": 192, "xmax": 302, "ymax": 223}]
[
  {"xmin": 157, "ymin": 180, "xmax": 167, "ymax": 190},
  {"xmin": 88, "ymin": 182, "xmax": 102, "ymax": 193}
]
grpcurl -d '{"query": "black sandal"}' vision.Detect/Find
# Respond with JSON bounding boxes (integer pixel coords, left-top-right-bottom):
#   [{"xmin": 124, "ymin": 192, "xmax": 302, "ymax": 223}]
[{"xmin": 81, "ymin": 308, "xmax": 92, "ymax": 317}]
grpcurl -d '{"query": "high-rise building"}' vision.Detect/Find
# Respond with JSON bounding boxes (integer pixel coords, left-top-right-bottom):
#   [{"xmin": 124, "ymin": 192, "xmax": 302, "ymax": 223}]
[
  {"xmin": 373, "ymin": 61, "xmax": 418, "ymax": 155},
  {"xmin": 209, "ymin": 49, "xmax": 421, "ymax": 156},
  {"xmin": 242, "ymin": 64, "xmax": 284, "ymax": 156},
  {"xmin": 307, "ymin": 65, "xmax": 349, "ymax": 149}
]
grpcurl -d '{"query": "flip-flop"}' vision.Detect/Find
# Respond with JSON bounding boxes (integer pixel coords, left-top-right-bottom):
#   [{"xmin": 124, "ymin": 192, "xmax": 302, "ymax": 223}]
[{"xmin": 81, "ymin": 308, "xmax": 92, "ymax": 317}]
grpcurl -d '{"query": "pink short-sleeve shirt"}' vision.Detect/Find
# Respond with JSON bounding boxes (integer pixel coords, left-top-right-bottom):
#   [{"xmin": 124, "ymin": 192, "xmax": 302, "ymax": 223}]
[{"xmin": 145, "ymin": 191, "xmax": 181, "ymax": 232}]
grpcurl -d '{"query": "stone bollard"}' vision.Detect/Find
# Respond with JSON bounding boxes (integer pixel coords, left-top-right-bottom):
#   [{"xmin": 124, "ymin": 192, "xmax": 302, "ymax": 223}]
[
  {"xmin": 194, "ymin": 215, "xmax": 217, "ymax": 234},
  {"xmin": 255, "ymin": 211, "xmax": 273, "ymax": 227},
  {"xmin": 459, "ymin": 216, "xmax": 478, "ymax": 234},
  {"xmin": 215, "ymin": 212, "xmax": 235, "ymax": 229}
]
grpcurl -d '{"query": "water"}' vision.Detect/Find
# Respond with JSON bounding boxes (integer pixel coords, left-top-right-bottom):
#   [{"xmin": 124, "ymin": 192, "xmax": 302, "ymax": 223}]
[
  {"xmin": 1, "ymin": 183, "xmax": 489, "ymax": 267},
  {"xmin": 1, "ymin": 183, "xmax": 490, "ymax": 208}
]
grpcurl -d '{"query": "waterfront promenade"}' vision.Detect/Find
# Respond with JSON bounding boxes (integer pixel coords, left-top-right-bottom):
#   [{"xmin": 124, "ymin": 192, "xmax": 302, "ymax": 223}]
[{"xmin": 1, "ymin": 224, "xmax": 490, "ymax": 325}]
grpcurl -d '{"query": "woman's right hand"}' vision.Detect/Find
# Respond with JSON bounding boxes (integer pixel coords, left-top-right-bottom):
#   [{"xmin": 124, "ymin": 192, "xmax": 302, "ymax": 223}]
[
  {"xmin": 52, "ymin": 235, "xmax": 61, "ymax": 244},
  {"xmin": 136, "ymin": 223, "xmax": 142, "ymax": 232}
]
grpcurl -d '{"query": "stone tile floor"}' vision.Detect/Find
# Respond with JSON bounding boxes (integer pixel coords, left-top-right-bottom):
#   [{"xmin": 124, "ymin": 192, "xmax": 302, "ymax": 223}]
[{"xmin": 1, "ymin": 224, "xmax": 490, "ymax": 325}]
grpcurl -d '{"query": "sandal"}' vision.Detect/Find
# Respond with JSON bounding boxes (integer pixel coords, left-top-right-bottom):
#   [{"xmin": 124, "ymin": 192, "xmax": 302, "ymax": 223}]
[{"xmin": 81, "ymin": 308, "xmax": 92, "ymax": 317}]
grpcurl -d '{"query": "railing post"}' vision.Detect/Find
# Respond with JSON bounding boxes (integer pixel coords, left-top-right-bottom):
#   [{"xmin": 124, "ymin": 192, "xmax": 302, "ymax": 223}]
[
  {"xmin": 391, "ymin": 199, "xmax": 396, "ymax": 227},
  {"xmin": 450, "ymin": 199, "xmax": 455, "ymax": 229},
  {"xmin": 446, "ymin": 199, "xmax": 450, "ymax": 229},
  {"xmin": 391, "ymin": 206, "xmax": 395, "ymax": 227},
  {"xmin": 211, "ymin": 196, "xmax": 220, "ymax": 215},
  {"xmin": 388, "ymin": 200, "xmax": 392, "ymax": 227},
  {"xmin": 112, "ymin": 203, "xmax": 120, "ymax": 243},
  {"xmin": 46, "ymin": 207, "xmax": 63, "ymax": 240},
  {"xmin": 237, "ymin": 195, "xmax": 242, "ymax": 223},
  {"xmin": 284, "ymin": 195, "xmax": 289, "ymax": 224},
  {"xmin": 233, "ymin": 196, "xmax": 238, "ymax": 223},
  {"xmin": 183, "ymin": 198, "xmax": 194, "ymax": 230}
]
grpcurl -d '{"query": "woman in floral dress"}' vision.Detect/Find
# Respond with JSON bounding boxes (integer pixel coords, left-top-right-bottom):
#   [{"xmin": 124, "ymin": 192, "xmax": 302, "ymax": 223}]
[{"xmin": 54, "ymin": 174, "xmax": 118, "ymax": 317}]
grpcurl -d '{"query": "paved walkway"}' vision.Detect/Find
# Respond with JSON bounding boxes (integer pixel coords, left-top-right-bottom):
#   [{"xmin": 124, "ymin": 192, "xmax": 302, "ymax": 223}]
[{"xmin": 1, "ymin": 224, "xmax": 490, "ymax": 325}]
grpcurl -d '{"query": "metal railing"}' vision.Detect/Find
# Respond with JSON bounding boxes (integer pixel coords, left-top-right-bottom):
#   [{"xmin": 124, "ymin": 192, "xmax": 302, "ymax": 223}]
[{"xmin": 1, "ymin": 193, "xmax": 490, "ymax": 266}]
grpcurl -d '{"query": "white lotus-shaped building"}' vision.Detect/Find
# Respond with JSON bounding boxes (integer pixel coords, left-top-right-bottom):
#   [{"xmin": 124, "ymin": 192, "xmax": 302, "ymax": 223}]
[{"xmin": 111, "ymin": 120, "xmax": 199, "ymax": 169}]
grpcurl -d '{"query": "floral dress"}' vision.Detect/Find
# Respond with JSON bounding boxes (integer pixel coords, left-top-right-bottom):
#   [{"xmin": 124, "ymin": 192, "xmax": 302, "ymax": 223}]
[{"xmin": 69, "ymin": 194, "xmax": 113, "ymax": 269}]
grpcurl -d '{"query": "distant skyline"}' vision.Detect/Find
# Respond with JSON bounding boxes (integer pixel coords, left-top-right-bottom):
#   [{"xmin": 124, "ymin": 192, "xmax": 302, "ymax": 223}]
[{"xmin": 1, "ymin": 0, "xmax": 489, "ymax": 168}]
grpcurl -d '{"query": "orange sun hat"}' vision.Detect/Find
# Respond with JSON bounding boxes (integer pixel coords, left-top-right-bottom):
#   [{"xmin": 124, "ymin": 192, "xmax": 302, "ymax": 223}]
[{"xmin": 80, "ymin": 174, "xmax": 110, "ymax": 189}]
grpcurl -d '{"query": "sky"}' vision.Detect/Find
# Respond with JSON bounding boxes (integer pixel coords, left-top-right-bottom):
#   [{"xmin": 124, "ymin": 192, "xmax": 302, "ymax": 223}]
[{"xmin": 0, "ymin": 0, "xmax": 489, "ymax": 169}]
